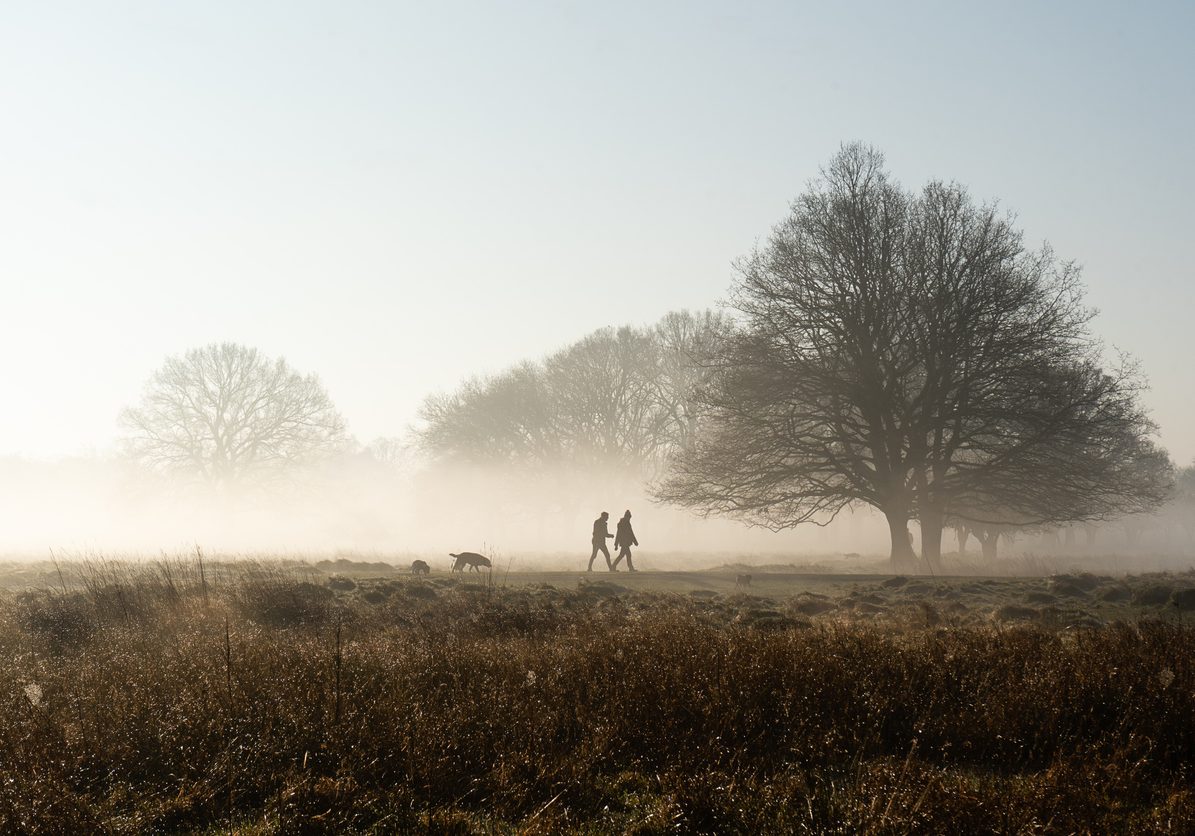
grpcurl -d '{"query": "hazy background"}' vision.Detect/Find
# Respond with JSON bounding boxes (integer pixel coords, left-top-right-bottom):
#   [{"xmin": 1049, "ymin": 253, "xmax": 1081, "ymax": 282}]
[{"xmin": 2, "ymin": 1, "xmax": 1192, "ymax": 556}]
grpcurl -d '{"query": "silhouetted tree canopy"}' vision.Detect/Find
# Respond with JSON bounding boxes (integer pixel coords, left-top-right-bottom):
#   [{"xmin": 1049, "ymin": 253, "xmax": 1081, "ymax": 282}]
[
  {"xmin": 656, "ymin": 144, "xmax": 1171, "ymax": 571},
  {"xmin": 120, "ymin": 343, "xmax": 346, "ymax": 486},
  {"xmin": 417, "ymin": 310, "xmax": 731, "ymax": 479}
]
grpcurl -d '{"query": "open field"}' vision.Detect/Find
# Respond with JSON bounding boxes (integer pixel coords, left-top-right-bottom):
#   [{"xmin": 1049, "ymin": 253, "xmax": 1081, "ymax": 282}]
[{"xmin": 3, "ymin": 557, "xmax": 1195, "ymax": 833}]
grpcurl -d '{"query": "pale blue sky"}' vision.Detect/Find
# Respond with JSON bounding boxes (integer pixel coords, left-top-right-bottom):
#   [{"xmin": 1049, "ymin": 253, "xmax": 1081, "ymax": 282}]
[{"xmin": 2, "ymin": 1, "xmax": 1193, "ymax": 462}]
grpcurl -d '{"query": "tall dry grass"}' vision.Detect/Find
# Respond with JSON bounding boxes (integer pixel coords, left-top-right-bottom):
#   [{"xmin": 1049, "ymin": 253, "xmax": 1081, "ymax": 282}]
[{"xmin": 1, "ymin": 560, "xmax": 1192, "ymax": 833}]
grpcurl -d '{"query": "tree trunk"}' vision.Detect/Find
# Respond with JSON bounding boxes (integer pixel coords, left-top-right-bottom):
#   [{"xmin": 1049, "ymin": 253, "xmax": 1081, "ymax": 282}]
[
  {"xmin": 886, "ymin": 511, "xmax": 919, "ymax": 573},
  {"xmin": 955, "ymin": 526, "xmax": 970, "ymax": 557},
  {"xmin": 978, "ymin": 530, "xmax": 999, "ymax": 561},
  {"xmin": 919, "ymin": 506, "xmax": 944, "ymax": 575}
]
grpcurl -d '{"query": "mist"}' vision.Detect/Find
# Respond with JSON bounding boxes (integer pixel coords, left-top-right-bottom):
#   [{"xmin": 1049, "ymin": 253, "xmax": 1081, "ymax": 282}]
[
  {"xmin": 0, "ymin": 452, "xmax": 875, "ymax": 561},
  {"xmin": 2, "ymin": 449, "xmax": 1191, "ymax": 575}
]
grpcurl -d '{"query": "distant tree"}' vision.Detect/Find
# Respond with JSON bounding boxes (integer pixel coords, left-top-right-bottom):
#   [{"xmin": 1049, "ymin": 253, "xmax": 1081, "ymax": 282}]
[
  {"xmin": 419, "ymin": 362, "xmax": 562, "ymax": 468},
  {"xmin": 1169, "ymin": 463, "xmax": 1195, "ymax": 542},
  {"xmin": 948, "ymin": 512, "xmax": 1062, "ymax": 562},
  {"xmin": 968, "ymin": 524, "xmax": 1013, "ymax": 562},
  {"xmin": 363, "ymin": 436, "xmax": 417, "ymax": 472},
  {"xmin": 120, "ymin": 343, "xmax": 346, "ymax": 486},
  {"xmin": 417, "ymin": 310, "xmax": 729, "ymax": 480},
  {"xmin": 647, "ymin": 310, "xmax": 736, "ymax": 454},
  {"xmin": 542, "ymin": 326, "xmax": 662, "ymax": 470},
  {"xmin": 935, "ymin": 366, "xmax": 1173, "ymax": 561},
  {"xmin": 657, "ymin": 144, "xmax": 1169, "ymax": 571}
]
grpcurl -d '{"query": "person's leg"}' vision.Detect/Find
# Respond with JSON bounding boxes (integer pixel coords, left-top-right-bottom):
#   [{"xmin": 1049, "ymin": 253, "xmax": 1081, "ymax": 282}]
[
  {"xmin": 625, "ymin": 548, "xmax": 635, "ymax": 571},
  {"xmin": 601, "ymin": 543, "xmax": 612, "ymax": 570},
  {"xmin": 612, "ymin": 547, "xmax": 624, "ymax": 569},
  {"xmin": 588, "ymin": 543, "xmax": 600, "ymax": 571}
]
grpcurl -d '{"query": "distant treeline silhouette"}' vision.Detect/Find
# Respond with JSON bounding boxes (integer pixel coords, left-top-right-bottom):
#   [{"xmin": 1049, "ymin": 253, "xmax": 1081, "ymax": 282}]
[{"xmin": 418, "ymin": 309, "xmax": 731, "ymax": 479}]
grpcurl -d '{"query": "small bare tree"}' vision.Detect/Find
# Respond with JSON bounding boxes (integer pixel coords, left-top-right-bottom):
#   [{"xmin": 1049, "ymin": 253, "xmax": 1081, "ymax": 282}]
[{"xmin": 120, "ymin": 343, "xmax": 346, "ymax": 487}]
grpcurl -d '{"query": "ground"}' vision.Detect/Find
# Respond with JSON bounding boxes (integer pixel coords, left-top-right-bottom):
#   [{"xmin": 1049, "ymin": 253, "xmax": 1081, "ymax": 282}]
[{"xmin": 2, "ymin": 555, "xmax": 1194, "ymax": 833}]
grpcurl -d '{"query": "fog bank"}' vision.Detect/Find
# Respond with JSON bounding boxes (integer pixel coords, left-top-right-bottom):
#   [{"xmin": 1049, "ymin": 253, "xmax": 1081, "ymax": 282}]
[{"xmin": 1, "ymin": 456, "xmax": 1190, "ymax": 570}]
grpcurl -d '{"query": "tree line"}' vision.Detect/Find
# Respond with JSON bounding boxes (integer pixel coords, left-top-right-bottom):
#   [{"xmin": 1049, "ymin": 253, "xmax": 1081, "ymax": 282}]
[
  {"xmin": 417, "ymin": 310, "xmax": 731, "ymax": 477},
  {"xmin": 117, "ymin": 145, "xmax": 1184, "ymax": 569}
]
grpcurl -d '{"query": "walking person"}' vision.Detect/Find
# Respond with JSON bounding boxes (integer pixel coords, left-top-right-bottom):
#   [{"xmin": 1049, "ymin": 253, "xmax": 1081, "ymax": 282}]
[
  {"xmin": 588, "ymin": 511, "xmax": 614, "ymax": 571},
  {"xmin": 611, "ymin": 509, "xmax": 639, "ymax": 572}
]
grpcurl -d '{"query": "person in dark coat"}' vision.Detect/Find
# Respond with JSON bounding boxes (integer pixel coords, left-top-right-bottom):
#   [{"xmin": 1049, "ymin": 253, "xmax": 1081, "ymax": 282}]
[
  {"xmin": 612, "ymin": 510, "xmax": 639, "ymax": 571},
  {"xmin": 588, "ymin": 511, "xmax": 614, "ymax": 571}
]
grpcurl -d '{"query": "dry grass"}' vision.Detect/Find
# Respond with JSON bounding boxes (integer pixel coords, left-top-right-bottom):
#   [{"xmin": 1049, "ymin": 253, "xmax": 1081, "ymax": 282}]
[{"xmin": 1, "ymin": 559, "xmax": 1194, "ymax": 833}]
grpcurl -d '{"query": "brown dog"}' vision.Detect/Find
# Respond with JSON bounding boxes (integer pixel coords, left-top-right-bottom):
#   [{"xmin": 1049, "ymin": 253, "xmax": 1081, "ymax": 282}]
[{"xmin": 450, "ymin": 552, "xmax": 492, "ymax": 573}]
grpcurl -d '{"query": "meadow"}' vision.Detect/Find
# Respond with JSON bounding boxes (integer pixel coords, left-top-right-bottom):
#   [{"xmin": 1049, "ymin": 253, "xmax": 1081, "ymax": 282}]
[{"xmin": 2, "ymin": 556, "xmax": 1194, "ymax": 834}]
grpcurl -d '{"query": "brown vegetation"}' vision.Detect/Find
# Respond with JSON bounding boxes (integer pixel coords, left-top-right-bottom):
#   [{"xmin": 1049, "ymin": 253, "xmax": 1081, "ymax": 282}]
[{"xmin": 2, "ymin": 560, "xmax": 1194, "ymax": 833}]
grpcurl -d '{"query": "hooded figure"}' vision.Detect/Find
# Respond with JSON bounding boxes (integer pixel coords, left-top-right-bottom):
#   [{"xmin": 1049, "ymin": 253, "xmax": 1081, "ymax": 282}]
[
  {"xmin": 612, "ymin": 510, "xmax": 639, "ymax": 571},
  {"xmin": 588, "ymin": 511, "xmax": 614, "ymax": 571}
]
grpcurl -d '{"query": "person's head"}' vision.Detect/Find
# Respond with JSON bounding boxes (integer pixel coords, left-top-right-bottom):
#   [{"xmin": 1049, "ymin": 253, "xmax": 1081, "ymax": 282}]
[
  {"xmin": 600, "ymin": 511, "xmax": 609, "ymax": 519},
  {"xmin": 623, "ymin": 510, "xmax": 632, "ymax": 519}
]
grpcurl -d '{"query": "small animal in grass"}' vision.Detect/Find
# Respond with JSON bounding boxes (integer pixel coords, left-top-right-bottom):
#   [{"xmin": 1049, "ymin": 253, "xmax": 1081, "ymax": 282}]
[
  {"xmin": 735, "ymin": 573, "xmax": 752, "ymax": 588},
  {"xmin": 411, "ymin": 559, "xmax": 430, "ymax": 575},
  {"xmin": 450, "ymin": 552, "xmax": 492, "ymax": 573}
]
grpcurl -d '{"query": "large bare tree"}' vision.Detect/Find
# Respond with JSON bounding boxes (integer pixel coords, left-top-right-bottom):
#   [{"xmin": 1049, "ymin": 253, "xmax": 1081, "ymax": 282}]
[
  {"xmin": 657, "ymin": 145, "xmax": 1170, "ymax": 570},
  {"xmin": 121, "ymin": 343, "xmax": 346, "ymax": 486}
]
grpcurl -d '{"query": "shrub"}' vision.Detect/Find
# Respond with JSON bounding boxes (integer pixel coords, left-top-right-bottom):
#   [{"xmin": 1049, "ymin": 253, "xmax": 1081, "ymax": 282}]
[{"xmin": 14, "ymin": 592, "xmax": 95, "ymax": 650}]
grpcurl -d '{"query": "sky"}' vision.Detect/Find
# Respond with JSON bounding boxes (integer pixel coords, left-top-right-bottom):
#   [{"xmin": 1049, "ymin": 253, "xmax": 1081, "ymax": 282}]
[{"xmin": 2, "ymin": 0, "xmax": 1193, "ymax": 463}]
